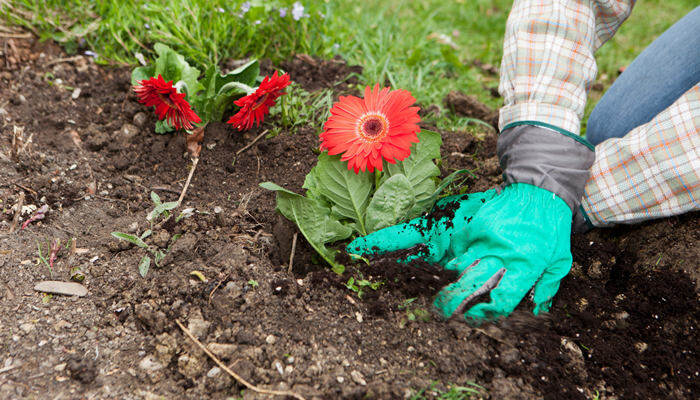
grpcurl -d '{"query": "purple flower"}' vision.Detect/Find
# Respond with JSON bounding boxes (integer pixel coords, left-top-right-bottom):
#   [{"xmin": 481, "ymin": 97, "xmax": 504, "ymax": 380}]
[
  {"xmin": 278, "ymin": 7, "xmax": 287, "ymax": 18},
  {"xmin": 291, "ymin": 1, "xmax": 304, "ymax": 21},
  {"xmin": 216, "ymin": 7, "xmax": 224, "ymax": 13},
  {"xmin": 144, "ymin": 23, "xmax": 150, "ymax": 29},
  {"xmin": 240, "ymin": 2, "xmax": 250, "ymax": 13},
  {"xmin": 84, "ymin": 50, "xmax": 98, "ymax": 58}
]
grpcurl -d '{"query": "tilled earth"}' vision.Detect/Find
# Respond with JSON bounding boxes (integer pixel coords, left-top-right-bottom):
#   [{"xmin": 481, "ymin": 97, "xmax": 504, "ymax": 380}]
[{"xmin": 0, "ymin": 36, "xmax": 698, "ymax": 400}]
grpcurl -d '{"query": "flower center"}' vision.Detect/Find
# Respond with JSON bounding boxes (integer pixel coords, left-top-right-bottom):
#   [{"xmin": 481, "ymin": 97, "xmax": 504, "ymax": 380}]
[
  {"xmin": 157, "ymin": 93, "xmax": 176, "ymax": 108},
  {"xmin": 357, "ymin": 113, "xmax": 388, "ymax": 141},
  {"xmin": 252, "ymin": 93, "xmax": 269, "ymax": 110}
]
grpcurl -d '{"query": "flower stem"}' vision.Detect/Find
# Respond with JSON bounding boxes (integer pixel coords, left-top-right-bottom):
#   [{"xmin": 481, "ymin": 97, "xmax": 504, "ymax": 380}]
[{"xmin": 374, "ymin": 169, "xmax": 382, "ymax": 190}]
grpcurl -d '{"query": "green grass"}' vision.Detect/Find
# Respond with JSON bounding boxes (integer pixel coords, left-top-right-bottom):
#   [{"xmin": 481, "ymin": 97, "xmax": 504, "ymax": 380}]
[
  {"xmin": 410, "ymin": 381, "xmax": 486, "ymax": 400},
  {"xmin": 3, "ymin": 0, "xmax": 696, "ymax": 132}
]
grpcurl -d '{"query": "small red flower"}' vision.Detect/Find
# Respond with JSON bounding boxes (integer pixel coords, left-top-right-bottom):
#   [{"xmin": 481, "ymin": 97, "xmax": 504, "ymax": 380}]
[
  {"xmin": 320, "ymin": 84, "xmax": 420, "ymax": 173},
  {"xmin": 227, "ymin": 71, "xmax": 291, "ymax": 131},
  {"xmin": 133, "ymin": 74, "xmax": 201, "ymax": 130}
]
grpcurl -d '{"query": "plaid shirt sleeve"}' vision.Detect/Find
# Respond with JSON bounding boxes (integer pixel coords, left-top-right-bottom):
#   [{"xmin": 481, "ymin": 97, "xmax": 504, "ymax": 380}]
[
  {"xmin": 581, "ymin": 84, "xmax": 700, "ymax": 227},
  {"xmin": 498, "ymin": 0, "xmax": 636, "ymax": 135}
]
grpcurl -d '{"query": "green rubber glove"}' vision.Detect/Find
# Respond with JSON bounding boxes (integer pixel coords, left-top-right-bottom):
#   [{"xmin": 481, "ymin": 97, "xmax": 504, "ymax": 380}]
[
  {"xmin": 346, "ymin": 189, "xmax": 498, "ymax": 267},
  {"xmin": 347, "ymin": 183, "xmax": 572, "ymax": 322},
  {"xmin": 432, "ymin": 183, "xmax": 573, "ymax": 321}
]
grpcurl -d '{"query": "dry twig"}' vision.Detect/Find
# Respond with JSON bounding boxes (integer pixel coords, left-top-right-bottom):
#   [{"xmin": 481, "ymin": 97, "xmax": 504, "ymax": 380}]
[
  {"xmin": 175, "ymin": 319, "xmax": 306, "ymax": 400},
  {"xmin": 288, "ymin": 232, "xmax": 298, "ymax": 274},
  {"xmin": 177, "ymin": 157, "xmax": 199, "ymax": 206},
  {"xmin": 235, "ymin": 129, "xmax": 269, "ymax": 157},
  {"xmin": 9, "ymin": 191, "xmax": 24, "ymax": 233}
]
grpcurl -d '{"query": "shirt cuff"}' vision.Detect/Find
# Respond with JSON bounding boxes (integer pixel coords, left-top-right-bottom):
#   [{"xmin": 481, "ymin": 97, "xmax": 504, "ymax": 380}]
[{"xmin": 499, "ymin": 102, "xmax": 581, "ymax": 136}]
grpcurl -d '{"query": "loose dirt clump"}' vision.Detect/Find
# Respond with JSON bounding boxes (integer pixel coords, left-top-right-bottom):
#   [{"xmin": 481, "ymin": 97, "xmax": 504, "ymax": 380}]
[
  {"xmin": 444, "ymin": 90, "xmax": 500, "ymax": 129},
  {"xmin": 1, "ymin": 33, "xmax": 697, "ymax": 400}
]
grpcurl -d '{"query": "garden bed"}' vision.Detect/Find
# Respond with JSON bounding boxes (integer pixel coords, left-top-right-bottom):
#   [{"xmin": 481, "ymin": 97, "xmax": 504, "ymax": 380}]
[{"xmin": 1, "ymin": 36, "xmax": 698, "ymax": 400}]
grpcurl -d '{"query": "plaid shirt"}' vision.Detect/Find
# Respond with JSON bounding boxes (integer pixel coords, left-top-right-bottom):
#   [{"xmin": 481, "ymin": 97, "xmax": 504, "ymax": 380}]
[{"xmin": 499, "ymin": 0, "xmax": 700, "ymax": 226}]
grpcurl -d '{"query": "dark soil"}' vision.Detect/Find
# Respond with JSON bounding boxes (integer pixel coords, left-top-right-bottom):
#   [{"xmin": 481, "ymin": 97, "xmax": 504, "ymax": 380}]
[{"xmin": 1, "ymin": 34, "xmax": 697, "ymax": 400}]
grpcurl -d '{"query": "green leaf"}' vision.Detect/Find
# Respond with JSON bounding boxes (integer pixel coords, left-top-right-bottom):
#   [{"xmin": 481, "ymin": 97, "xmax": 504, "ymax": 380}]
[
  {"xmin": 310, "ymin": 153, "xmax": 373, "ymax": 235},
  {"xmin": 365, "ymin": 174, "xmax": 415, "ymax": 232},
  {"xmin": 260, "ymin": 182, "xmax": 353, "ymax": 274},
  {"xmin": 111, "ymin": 232, "xmax": 149, "ymax": 249},
  {"xmin": 131, "ymin": 65, "xmax": 155, "ymax": 86},
  {"xmin": 225, "ymin": 59, "xmax": 260, "ymax": 88},
  {"xmin": 195, "ymin": 63, "xmax": 258, "ymax": 123},
  {"xmin": 138, "ymin": 255, "xmax": 151, "ymax": 277},
  {"xmin": 384, "ymin": 129, "xmax": 442, "ymax": 218},
  {"xmin": 150, "ymin": 191, "xmax": 162, "ymax": 206},
  {"xmin": 154, "ymin": 120, "xmax": 174, "ymax": 134},
  {"xmin": 425, "ymin": 169, "xmax": 474, "ymax": 205},
  {"xmin": 152, "ymin": 43, "xmax": 201, "ymax": 99}
]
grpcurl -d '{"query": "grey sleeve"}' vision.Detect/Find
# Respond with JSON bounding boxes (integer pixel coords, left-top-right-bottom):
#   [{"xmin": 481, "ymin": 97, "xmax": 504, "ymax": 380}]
[{"xmin": 497, "ymin": 125, "xmax": 595, "ymax": 212}]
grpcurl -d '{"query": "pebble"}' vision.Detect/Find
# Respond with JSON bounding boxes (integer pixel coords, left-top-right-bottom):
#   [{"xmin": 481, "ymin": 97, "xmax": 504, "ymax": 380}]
[
  {"xmin": 133, "ymin": 112, "xmax": 148, "ymax": 127},
  {"xmin": 265, "ymin": 334, "xmax": 277, "ymax": 345},
  {"xmin": 206, "ymin": 367, "xmax": 221, "ymax": 378},
  {"xmin": 10, "ymin": 93, "xmax": 26, "ymax": 105},
  {"xmin": 19, "ymin": 323, "xmax": 34, "ymax": 334},
  {"xmin": 635, "ymin": 342, "xmax": 648, "ymax": 353},
  {"xmin": 71, "ymin": 88, "xmax": 81, "ymax": 99},
  {"xmin": 54, "ymin": 363, "xmax": 67, "ymax": 372},
  {"xmin": 120, "ymin": 123, "xmax": 139, "ymax": 140},
  {"xmin": 213, "ymin": 206, "xmax": 223, "ymax": 214},
  {"xmin": 138, "ymin": 356, "xmax": 164, "ymax": 373},
  {"xmin": 350, "ymin": 370, "xmax": 367, "ymax": 386},
  {"xmin": 207, "ymin": 343, "xmax": 238, "ymax": 359},
  {"xmin": 336, "ymin": 376, "xmax": 345, "ymax": 384},
  {"xmin": 128, "ymin": 222, "xmax": 139, "ymax": 233},
  {"xmin": 187, "ymin": 313, "xmax": 211, "ymax": 339}
]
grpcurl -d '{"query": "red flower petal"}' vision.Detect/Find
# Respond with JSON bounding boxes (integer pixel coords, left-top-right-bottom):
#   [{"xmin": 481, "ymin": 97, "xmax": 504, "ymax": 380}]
[
  {"xmin": 133, "ymin": 74, "xmax": 201, "ymax": 130},
  {"xmin": 228, "ymin": 71, "xmax": 291, "ymax": 131},
  {"xmin": 320, "ymin": 85, "xmax": 420, "ymax": 174}
]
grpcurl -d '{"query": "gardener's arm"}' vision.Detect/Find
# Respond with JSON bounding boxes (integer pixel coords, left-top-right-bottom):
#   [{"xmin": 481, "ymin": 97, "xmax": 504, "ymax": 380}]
[{"xmin": 349, "ymin": 0, "xmax": 638, "ymax": 322}]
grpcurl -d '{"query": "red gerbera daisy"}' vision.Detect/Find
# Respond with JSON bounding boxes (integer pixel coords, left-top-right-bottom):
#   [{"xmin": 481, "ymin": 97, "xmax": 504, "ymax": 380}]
[
  {"xmin": 320, "ymin": 84, "xmax": 420, "ymax": 173},
  {"xmin": 227, "ymin": 71, "xmax": 291, "ymax": 131},
  {"xmin": 133, "ymin": 74, "xmax": 201, "ymax": 130}
]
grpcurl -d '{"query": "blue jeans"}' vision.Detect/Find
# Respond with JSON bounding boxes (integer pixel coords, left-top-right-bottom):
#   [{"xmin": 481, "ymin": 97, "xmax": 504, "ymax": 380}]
[{"xmin": 586, "ymin": 6, "xmax": 700, "ymax": 146}]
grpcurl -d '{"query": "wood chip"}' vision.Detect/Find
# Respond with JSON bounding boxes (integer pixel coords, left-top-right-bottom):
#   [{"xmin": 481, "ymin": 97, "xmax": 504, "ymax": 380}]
[{"xmin": 34, "ymin": 281, "xmax": 88, "ymax": 297}]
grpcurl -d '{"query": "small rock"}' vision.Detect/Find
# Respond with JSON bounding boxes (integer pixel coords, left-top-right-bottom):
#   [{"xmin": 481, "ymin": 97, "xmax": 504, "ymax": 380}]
[
  {"xmin": 588, "ymin": 261, "xmax": 604, "ymax": 279},
  {"xmin": 206, "ymin": 367, "xmax": 222, "ymax": 378},
  {"xmin": 138, "ymin": 355, "xmax": 164, "ymax": 383},
  {"xmin": 54, "ymin": 363, "xmax": 67, "ymax": 372},
  {"xmin": 71, "ymin": 88, "xmax": 81, "ymax": 99},
  {"xmin": 614, "ymin": 311, "xmax": 630, "ymax": 320},
  {"xmin": 635, "ymin": 342, "xmax": 648, "ymax": 353},
  {"xmin": 213, "ymin": 206, "xmax": 223, "ymax": 214},
  {"xmin": 34, "ymin": 281, "xmax": 88, "ymax": 297},
  {"xmin": 19, "ymin": 323, "xmax": 34, "ymax": 334},
  {"xmin": 152, "ymin": 230, "xmax": 171, "ymax": 248},
  {"xmin": 133, "ymin": 112, "xmax": 148, "ymax": 127},
  {"xmin": 561, "ymin": 338, "xmax": 584, "ymax": 360},
  {"xmin": 128, "ymin": 222, "xmax": 139, "ymax": 233},
  {"xmin": 10, "ymin": 93, "xmax": 26, "ymax": 105},
  {"xmin": 120, "ymin": 123, "xmax": 139, "ymax": 140},
  {"xmin": 265, "ymin": 334, "xmax": 277, "ymax": 345},
  {"xmin": 187, "ymin": 309, "xmax": 211, "ymax": 339},
  {"xmin": 178, "ymin": 354, "xmax": 205, "ymax": 379},
  {"xmin": 139, "ymin": 356, "xmax": 164, "ymax": 373},
  {"xmin": 350, "ymin": 370, "xmax": 367, "ymax": 386},
  {"xmin": 336, "ymin": 376, "xmax": 345, "ymax": 384},
  {"xmin": 284, "ymin": 365, "xmax": 293, "ymax": 375},
  {"xmin": 207, "ymin": 343, "xmax": 238, "ymax": 359}
]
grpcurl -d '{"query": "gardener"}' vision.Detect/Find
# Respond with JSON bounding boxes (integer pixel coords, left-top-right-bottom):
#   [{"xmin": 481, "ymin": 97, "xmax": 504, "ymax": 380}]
[{"xmin": 348, "ymin": 1, "xmax": 700, "ymax": 322}]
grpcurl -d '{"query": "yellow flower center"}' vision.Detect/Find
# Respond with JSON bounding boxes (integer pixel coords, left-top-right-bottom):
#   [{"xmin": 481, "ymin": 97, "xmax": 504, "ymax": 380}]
[{"xmin": 357, "ymin": 113, "xmax": 388, "ymax": 142}]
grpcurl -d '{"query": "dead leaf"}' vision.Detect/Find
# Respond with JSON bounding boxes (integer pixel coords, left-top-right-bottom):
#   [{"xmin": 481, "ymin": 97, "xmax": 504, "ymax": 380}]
[{"xmin": 185, "ymin": 126, "xmax": 205, "ymax": 158}]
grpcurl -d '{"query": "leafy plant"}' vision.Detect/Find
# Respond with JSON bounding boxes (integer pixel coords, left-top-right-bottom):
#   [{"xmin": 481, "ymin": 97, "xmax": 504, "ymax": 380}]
[
  {"xmin": 111, "ymin": 191, "xmax": 186, "ymax": 277},
  {"xmin": 261, "ymin": 129, "xmax": 467, "ymax": 273},
  {"xmin": 131, "ymin": 43, "xmax": 260, "ymax": 136},
  {"xmin": 345, "ymin": 275, "xmax": 383, "ymax": 298}
]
